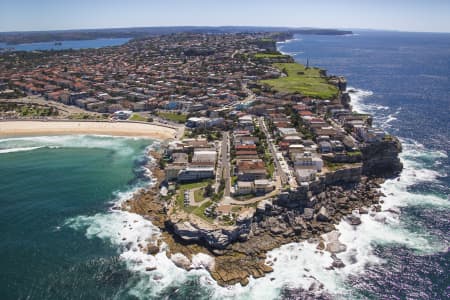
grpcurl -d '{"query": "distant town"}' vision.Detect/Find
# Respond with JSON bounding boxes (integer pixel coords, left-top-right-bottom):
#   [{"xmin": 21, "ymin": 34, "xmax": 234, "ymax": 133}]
[{"xmin": 0, "ymin": 31, "xmax": 402, "ymax": 285}]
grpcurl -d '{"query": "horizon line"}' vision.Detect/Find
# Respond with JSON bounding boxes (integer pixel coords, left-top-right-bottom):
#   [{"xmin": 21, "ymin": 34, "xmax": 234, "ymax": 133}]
[{"xmin": 1, "ymin": 25, "xmax": 450, "ymax": 35}]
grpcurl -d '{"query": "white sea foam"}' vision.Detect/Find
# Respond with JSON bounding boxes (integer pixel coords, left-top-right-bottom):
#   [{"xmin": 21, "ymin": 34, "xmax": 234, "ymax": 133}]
[
  {"xmin": 347, "ymin": 87, "xmax": 375, "ymax": 114},
  {"xmin": 65, "ymin": 210, "xmax": 198, "ymax": 297},
  {"xmin": 277, "ymin": 38, "xmax": 301, "ymax": 55},
  {"xmin": 347, "ymin": 87, "xmax": 405, "ymax": 131},
  {"xmin": 65, "ymin": 182, "xmax": 216, "ymax": 298},
  {"xmin": 276, "ymin": 38, "xmax": 301, "ymax": 45},
  {"xmin": 0, "ymin": 146, "xmax": 44, "ymax": 154}
]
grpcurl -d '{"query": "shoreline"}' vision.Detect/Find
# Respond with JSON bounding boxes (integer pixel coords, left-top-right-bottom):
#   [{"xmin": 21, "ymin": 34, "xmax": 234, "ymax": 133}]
[
  {"xmin": 118, "ymin": 37, "xmax": 403, "ymax": 287},
  {"xmin": 124, "ymin": 150, "xmax": 390, "ymax": 287},
  {"xmin": 0, "ymin": 120, "xmax": 178, "ymax": 140}
]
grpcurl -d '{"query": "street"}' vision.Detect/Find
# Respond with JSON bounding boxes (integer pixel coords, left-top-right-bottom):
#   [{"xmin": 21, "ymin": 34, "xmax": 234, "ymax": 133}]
[
  {"xmin": 221, "ymin": 131, "xmax": 231, "ymax": 197},
  {"xmin": 259, "ymin": 117, "xmax": 288, "ymax": 185}
]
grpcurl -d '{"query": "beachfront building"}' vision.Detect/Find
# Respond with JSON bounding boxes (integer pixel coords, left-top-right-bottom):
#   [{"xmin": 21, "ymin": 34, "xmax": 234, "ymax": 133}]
[
  {"xmin": 295, "ymin": 168, "xmax": 317, "ymax": 183},
  {"xmin": 165, "ymin": 165, "xmax": 186, "ymax": 181},
  {"xmin": 236, "ymin": 159, "xmax": 267, "ymax": 181},
  {"xmin": 236, "ymin": 181, "xmax": 254, "ymax": 195},
  {"xmin": 292, "ymin": 151, "xmax": 323, "ymax": 172},
  {"xmin": 235, "ymin": 179, "xmax": 273, "ymax": 196},
  {"xmin": 192, "ymin": 149, "xmax": 217, "ymax": 164},
  {"xmin": 178, "ymin": 167, "xmax": 215, "ymax": 183}
]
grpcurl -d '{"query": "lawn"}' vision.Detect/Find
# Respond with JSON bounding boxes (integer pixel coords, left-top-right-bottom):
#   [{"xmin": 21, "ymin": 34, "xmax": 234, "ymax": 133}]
[
  {"xmin": 158, "ymin": 111, "xmax": 187, "ymax": 123},
  {"xmin": 129, "ymin": 114, "xmax": 147, "ymax": 121},
  {"xmin": 324, "ymin": 161, "xmax": 348, "ymax": 172},
  {"xmin": 194, "ymin": 188, "xmax": 205, "ymax": 203},
  {"xmin": 175, "ymin": 181, "xmax": 209, "ymax": 210},
  {"xmin": 347, "ymin": 150, "xmax": 362, "ymax": 157},
  {"xmin": 261, "ymin": 63, "xmax": 338, "ymax": 99},
  {"xmin": 179, "ymin": 181, "xmax": 209, "ymax": 190},
  {"xmin": 254, "ymin": 53, "xmax": 291, "ymax": 59},
  {"xmin": 192, "ymin": 201, "xmax": 214, "ymax": 222}
]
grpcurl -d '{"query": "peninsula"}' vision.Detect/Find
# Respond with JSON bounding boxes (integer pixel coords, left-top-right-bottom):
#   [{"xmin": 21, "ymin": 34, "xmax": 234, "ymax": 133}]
[{"xmin": 0, "ymin": 31, "xmax": 402, "ymax": 287}]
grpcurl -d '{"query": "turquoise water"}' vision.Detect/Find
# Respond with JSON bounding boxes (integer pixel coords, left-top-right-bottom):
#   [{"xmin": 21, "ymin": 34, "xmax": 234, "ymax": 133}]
[
  {"xmin": 0, "ymin": 135, "xmax": 152, "ymax": 299},
  {"xmin": 0, "ymin": 38, "xmax": 131, "ymax": 51}
]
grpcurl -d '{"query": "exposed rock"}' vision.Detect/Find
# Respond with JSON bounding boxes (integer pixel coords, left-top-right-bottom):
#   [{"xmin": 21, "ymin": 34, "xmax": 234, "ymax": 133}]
[
  {"xmin": 324, "ymin": 165, "xmax": 362, "ymax": 185},
  {"xmin": 171, "ymin": 253, "xmax": 192, "ymax": 270},
  {"xmin": 170, "ymin": 218, "xmax": 251, "ymax": 249},
  {"xmin": 270, "ymin": 225, "xmax": 285, "ymax": 235},
  {"xmin": 123, "ymin": 148, "xmax": 392, "ymax": 287},
  {"xmin": 316, "ymin": 241, "xmax": 325, "ymax": 250},
  {"xmin": 240, "ymin": 277, "xmax": 249, "ymax": 286},
  {"xmin": 316, "ymin": 206, "xmax": 330, "ymax": 222},
  {"xmin": 331, "ymin": 256, "xmax": 346, "ymax": 268},
  {"xmin": 325, "ymin": 242, "xmax": 347, "ymax": 254},
  {"xmin": 361, "ymin": 138, "xmax": 403, "ymax": 177},
  {"xmin": 303, "ymin": 208, "xmax": 314, "ymax": 220},
  {"xmin": 346, "ymin": 215, "xmax": 362, "ymax": 226},
  {"xmin": 323, "ymin": 231, "xmax": 347, "ymax": 254},
  {"xmin": 384, "ymin": 207, "xmax": 400, "ymax": 215},
  {"xmin": 147, "ymin": 244, "xmax": 160, "ymax": 255},
  {"xmin": 349, "ymin": 194, "xmax": 359, "ymax": 201},
  {"xmin": 359, "ymin": 207, "xmax": 369, "ymax": 214}
]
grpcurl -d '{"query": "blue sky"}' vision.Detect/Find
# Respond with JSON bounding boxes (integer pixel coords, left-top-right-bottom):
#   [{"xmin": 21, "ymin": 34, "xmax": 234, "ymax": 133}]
[{"xmin": 1, "ymin": 0, "xmax": 449, "ymax": 32}]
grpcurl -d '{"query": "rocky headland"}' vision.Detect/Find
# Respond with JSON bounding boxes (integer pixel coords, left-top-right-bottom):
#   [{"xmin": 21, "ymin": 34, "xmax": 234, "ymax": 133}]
[
  {"xmin": 123, "ymin": 139, "xmax": 402, "ymax": 286},
  {"xmin": 120, "ymin": 35, "xmax": 403, "ymax": 286}
]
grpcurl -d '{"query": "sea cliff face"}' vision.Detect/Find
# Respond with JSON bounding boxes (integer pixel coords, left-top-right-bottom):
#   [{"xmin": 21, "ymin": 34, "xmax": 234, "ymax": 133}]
[
  {"xmin": 125, "ymin": 140, "xmax": 402, "ymax": 286},
  {"xmin": 361, "ymin": 137, "xmax": 403, "ymax": 178},
  {"xmin": 168, "ymin": 211, "xmax": 253, "ymax": 250}
]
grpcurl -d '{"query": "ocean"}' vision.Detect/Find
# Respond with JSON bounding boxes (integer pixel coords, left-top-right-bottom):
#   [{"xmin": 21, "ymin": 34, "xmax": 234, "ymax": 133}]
[
  {"xmin": 0, "ymin": 38, "xmax": 131, "ymax": 52},
  {"xmin": 0, "ymin": 30, "xmax": 449, "ymax": 299}
]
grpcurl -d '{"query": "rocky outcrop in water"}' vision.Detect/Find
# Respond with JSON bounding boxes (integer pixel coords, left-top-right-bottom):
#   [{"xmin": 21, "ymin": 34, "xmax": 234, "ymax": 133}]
[
  {"xmin": 126, "ymin": 167, "xmax": 387, "ymax": 287},
  {"xmin": 204, "ymin": 177, "xmax": 386, "ymax": 286},
  {"xmin": 168, "ymin": 210, "xmax": 253, "ymax": 249}
]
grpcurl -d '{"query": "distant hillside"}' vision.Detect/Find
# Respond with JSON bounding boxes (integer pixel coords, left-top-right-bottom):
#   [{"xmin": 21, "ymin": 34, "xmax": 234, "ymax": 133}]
[{"xmin": 0, "ymin": 26, "xmax": 352, "ymax": 45}]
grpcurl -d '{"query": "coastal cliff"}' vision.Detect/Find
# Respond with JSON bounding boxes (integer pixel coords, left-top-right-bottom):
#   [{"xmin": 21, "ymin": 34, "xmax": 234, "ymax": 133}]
[
  {"xmin": 124, "ymin": 145, "xmax": 401, "ymax": 286},
  {"xmin": 168, "ymin": 210, "xmax": 254, "ymax": 249},
  {"xmin": 361, "ymin": 137, "xmax": 403, "ymax": 177}
]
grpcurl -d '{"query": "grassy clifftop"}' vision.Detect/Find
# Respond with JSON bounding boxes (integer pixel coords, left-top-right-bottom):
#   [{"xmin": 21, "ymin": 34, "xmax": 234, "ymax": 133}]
[{"xmin": 261, "ymin": 63, "xmax": 338, "ymax": 99}]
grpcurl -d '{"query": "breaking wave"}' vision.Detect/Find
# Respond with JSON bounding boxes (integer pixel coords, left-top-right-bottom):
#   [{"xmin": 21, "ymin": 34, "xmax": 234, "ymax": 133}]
[
  {"xmin": 0, "ymin": 135, "xmax": 152, "ymax": 156},
  {"xmin": 277, "ymin": 38, "xmax": 302, "ymax": 55},
  {"xmin": 0, "ymin": 146, "xmax": 46, "ymax": 154},
  {"xmin": 347, "ymin": 87, "xmax": 401, "ymax": 130}
]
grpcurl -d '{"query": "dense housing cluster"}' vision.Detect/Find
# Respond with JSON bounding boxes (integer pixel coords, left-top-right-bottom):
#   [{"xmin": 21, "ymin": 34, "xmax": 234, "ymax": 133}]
[{"xmin": 0, "ymin": 32, "xmax": 390, "ymax": 225}]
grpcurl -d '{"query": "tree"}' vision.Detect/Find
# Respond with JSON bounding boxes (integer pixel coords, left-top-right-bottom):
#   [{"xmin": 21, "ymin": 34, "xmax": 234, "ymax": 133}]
[
  {"xmin": 219, "ymin": 179, "xmax": 225, "ymax": 192},
  {"xmin": 159, "ymin": 159, "xmax": 166, "ymax": 169},
  {"xmin": 204, "ymin": 184, "xmax": 213, "ymax": 197}
]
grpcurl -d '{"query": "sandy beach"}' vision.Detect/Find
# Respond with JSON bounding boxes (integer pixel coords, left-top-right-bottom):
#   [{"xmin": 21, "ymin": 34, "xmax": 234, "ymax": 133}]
[{"xmin": 0, "ymin": 120, "xmax": 178, "ymax": 140}]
